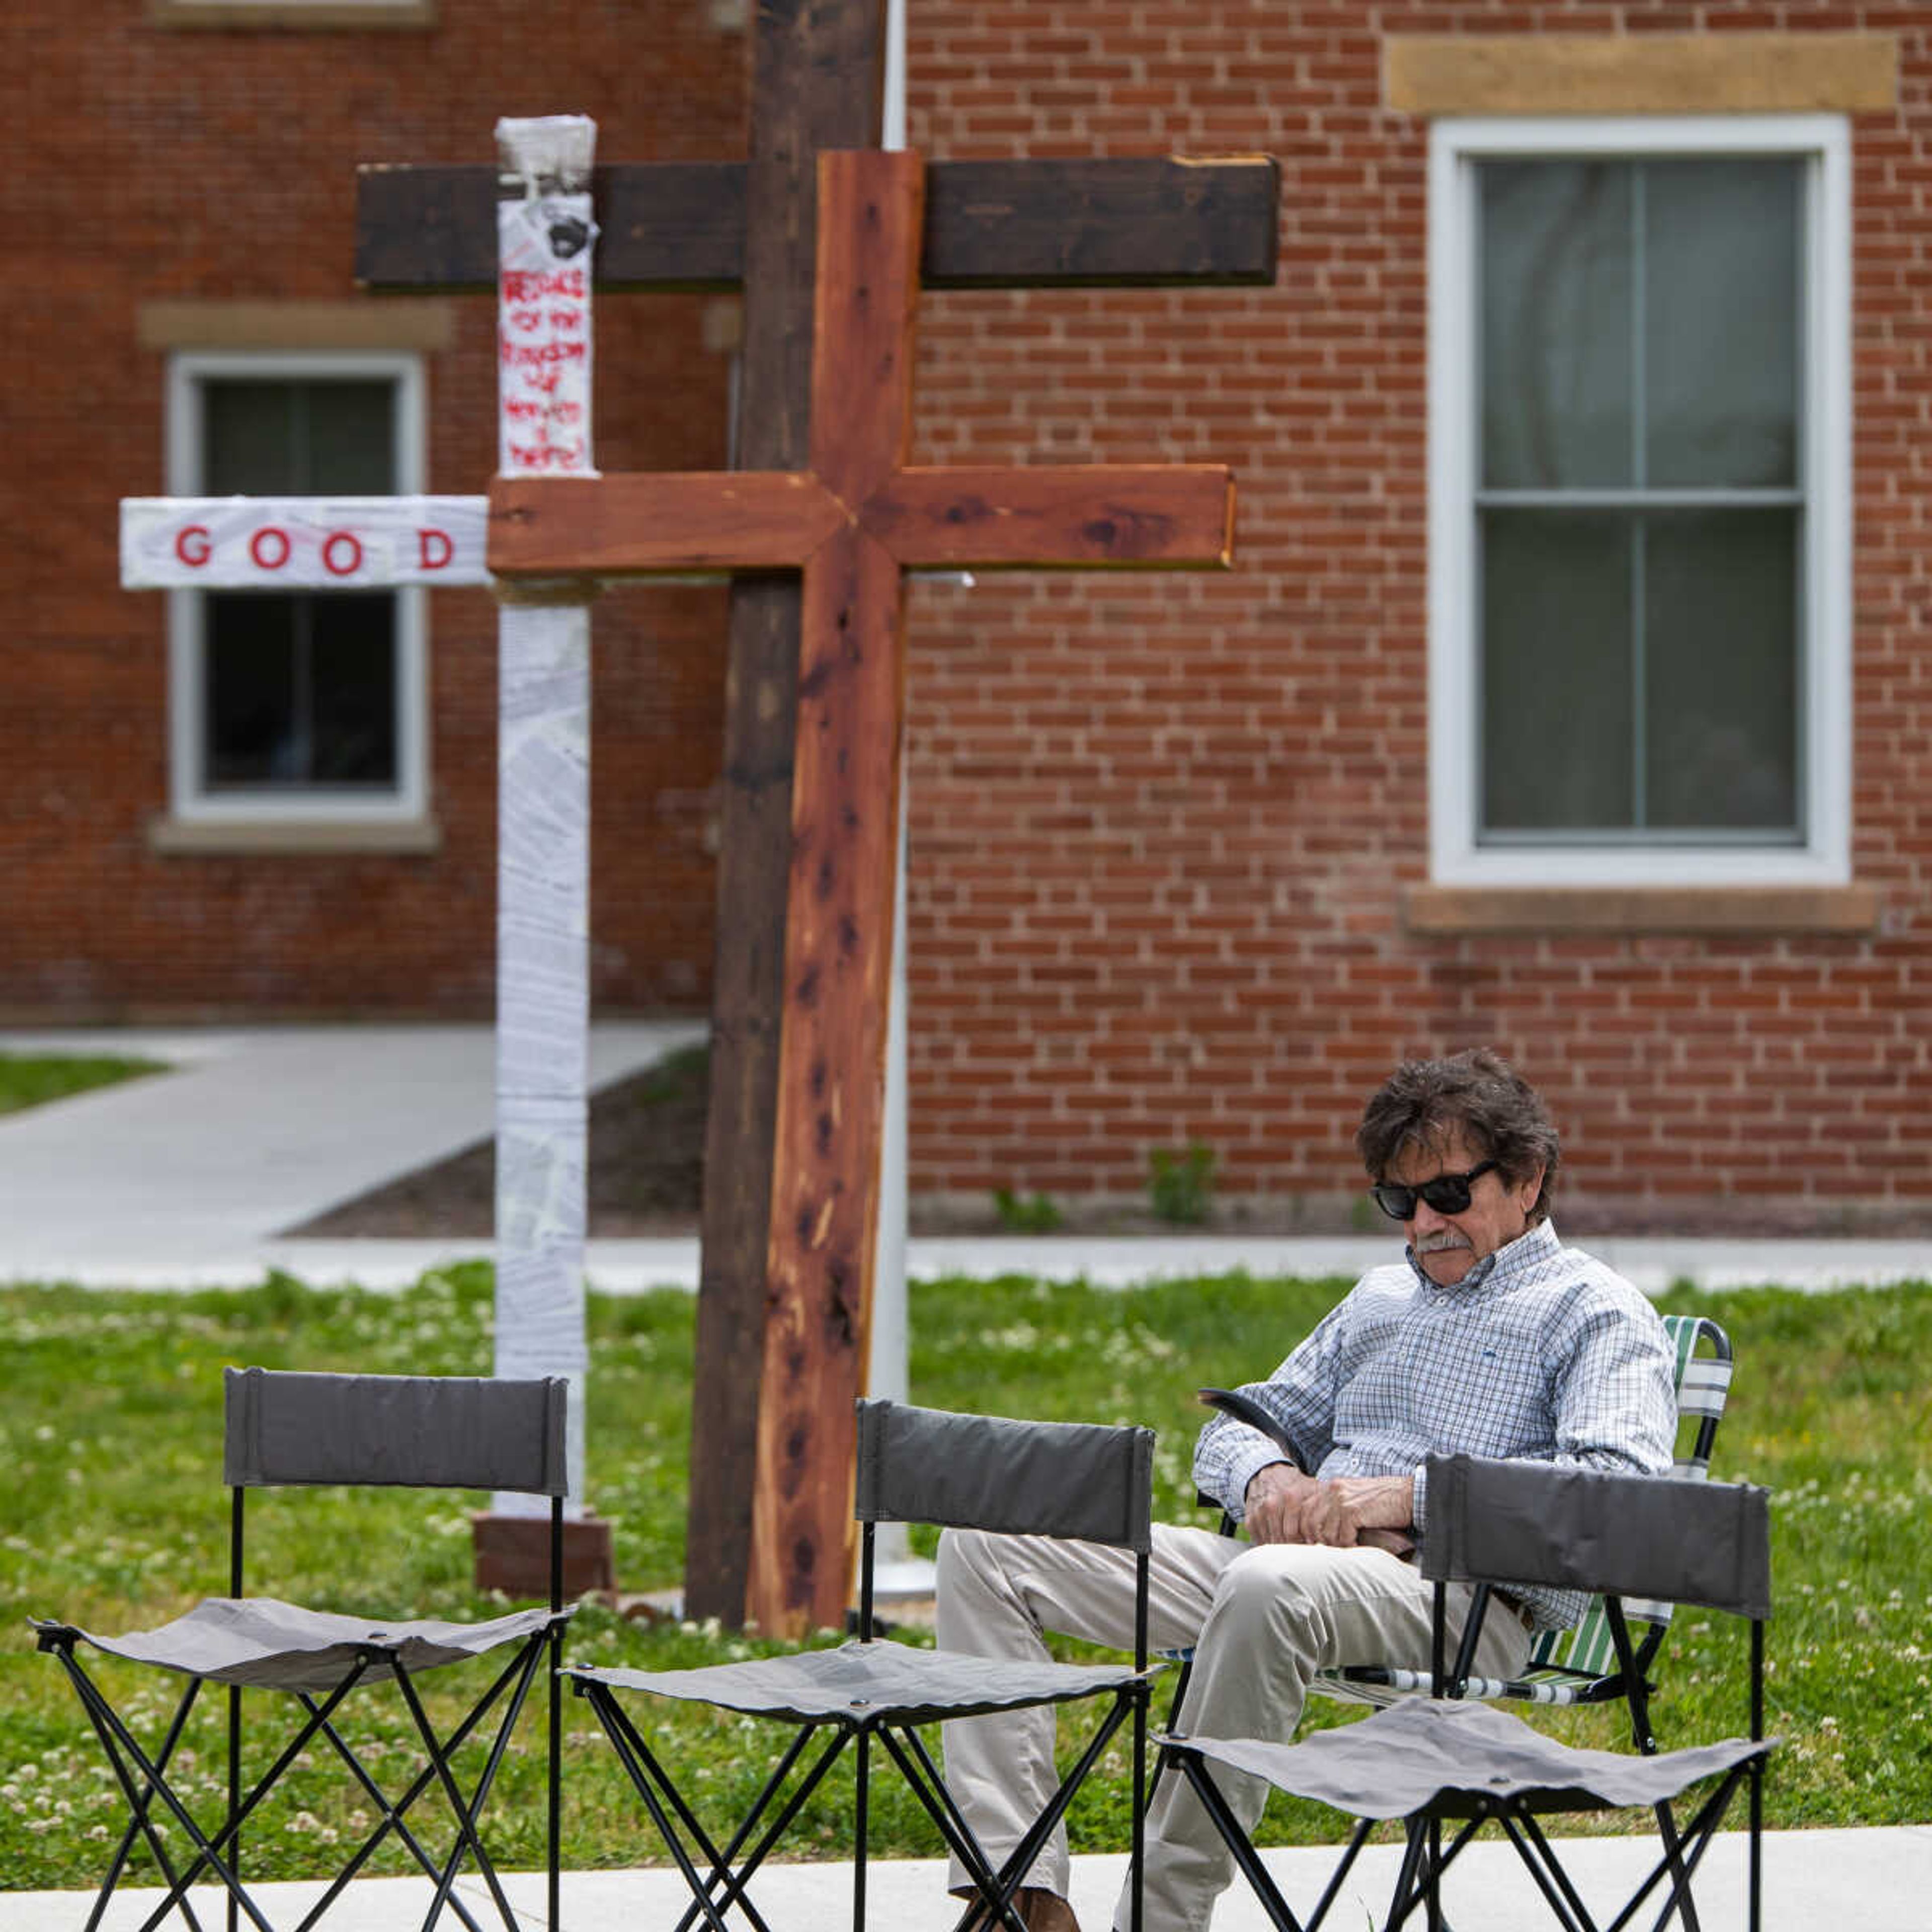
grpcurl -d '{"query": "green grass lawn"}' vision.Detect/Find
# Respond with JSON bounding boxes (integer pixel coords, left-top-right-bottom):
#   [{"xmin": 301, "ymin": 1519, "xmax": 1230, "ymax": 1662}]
[
  {"xmin": 1, "ymin": 1266, "xmax": 1924, "ymax": 1888},
  {"xmin": 0, "ymin": 1053, "xmax": 167, "ymax": 1117}
]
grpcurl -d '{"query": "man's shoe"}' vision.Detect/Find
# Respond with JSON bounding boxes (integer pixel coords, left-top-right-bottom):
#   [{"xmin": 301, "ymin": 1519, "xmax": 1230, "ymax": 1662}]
[
  {"xmin": 959, "ymin": 1886, "xmax": 1085, "ymax": 1931},
  {"xmin": 1018, "ymin": 1889, "xmax": 1083, "ymax": 1932}
]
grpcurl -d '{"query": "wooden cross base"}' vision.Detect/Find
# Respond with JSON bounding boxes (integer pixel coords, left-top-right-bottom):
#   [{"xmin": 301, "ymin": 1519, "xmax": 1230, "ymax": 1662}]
[{"xmin": 470, "ymin": 1512, "xmax": 615, "ymax": 1601}]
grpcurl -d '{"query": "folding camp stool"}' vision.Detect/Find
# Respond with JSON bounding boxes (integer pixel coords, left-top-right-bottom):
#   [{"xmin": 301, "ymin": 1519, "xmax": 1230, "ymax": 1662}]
[
  {"xmin": 33, "ymin": 1368, "xmax": 574, "ymax": 1932},
  {"xmin": 562, "ymin": 1398, "xmax": 1159, "ymax": 1932}
]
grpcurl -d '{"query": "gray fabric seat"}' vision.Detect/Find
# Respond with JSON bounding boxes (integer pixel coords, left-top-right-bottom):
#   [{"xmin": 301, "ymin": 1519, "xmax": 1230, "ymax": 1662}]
[
  {"xmin": 576, "ymin": 1634, "xmax": 1138, "ymax": 1726},
  {"xmin": 57, "ymin": 1596, "xmax": 564, "ymax": 1694},
  {"xmin": 1173, "ymin": 1699, "xmax": 1767, "ymax": 1822},
  {"xmin": 564, "ymin": 1398, "xmax": 1158, "ymax": 1932},
  {"xmin": 34, "ymin": 1368, "xmax": 574, "ymax": 1932},
  {"xmin": 1157, "ymin": 1455, "xmax": 1776, "ymax": 1932}
]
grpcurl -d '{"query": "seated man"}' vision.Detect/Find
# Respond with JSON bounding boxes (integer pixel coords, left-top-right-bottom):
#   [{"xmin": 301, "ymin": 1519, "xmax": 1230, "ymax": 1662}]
[{"xmin": 937, "ymin": 1048, "xmax": 1677, "ymax": 1932}]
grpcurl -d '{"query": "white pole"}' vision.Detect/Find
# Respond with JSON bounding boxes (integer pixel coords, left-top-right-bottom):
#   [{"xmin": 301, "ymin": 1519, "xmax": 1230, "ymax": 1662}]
[
  {"xmin": 491, "ymin": 115, "xmax": 600, "ymax": 1519},
  {"xmin": 865, "ymin": 0, "xmax": 933, "ymax": 1598}
]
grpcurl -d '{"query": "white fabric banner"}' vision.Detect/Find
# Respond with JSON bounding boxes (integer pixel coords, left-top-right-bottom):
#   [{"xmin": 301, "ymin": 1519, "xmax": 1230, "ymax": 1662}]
[
  {"xmin": 119, "ymin": 495, "xmax": 489, "ymax": 589},
  {"xmin": 497, "ymin": 115, "xmax": 598, "ymax": 479}
]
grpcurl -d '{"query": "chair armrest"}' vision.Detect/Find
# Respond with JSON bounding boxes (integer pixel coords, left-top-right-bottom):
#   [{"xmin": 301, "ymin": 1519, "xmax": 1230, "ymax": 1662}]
[
  {"xmin": 1197, "ymin": 1387, "xmax": 1308, "ymax": 1469},
  {"xmin": 1195, "ymin": 1388, "xmax": 1311, "ymax": 1532}
]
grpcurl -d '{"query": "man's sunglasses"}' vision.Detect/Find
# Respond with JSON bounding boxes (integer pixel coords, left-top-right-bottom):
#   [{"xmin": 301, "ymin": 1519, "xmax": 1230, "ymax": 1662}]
[{"xmin": 1371, "ymin": 1158, "xmax": 1499, "ymax": 1223}]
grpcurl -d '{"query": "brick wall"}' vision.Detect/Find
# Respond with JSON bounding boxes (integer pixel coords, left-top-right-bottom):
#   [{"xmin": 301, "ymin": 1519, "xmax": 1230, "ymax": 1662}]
[
  {"xmin": 899, "ymin": 1, "xmax": 1932, "ymax": 1223},
  {"xmin": 8, "ymin": 2, "xmax": 1930, "ymax": 1224},
  {"xmin": 2, "ymin": 1, "xmax": 743, "ymax": 1018}
]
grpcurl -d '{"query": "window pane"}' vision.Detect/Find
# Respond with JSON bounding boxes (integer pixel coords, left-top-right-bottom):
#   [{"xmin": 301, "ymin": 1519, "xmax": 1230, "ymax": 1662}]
[
  {"xmin": 204, "ymin": 592, "xmax": 396, "ymax": 789},
  {"xmin": 196, "ymin": 375, "xmax": 400, "ymax": 795},
  {"xmin": 306, "ymin": 384, "xmax": 394, "ymax": 493},
  {"xmin": 205, "ymin": 385, "xmax": 299, "ymax": 495},
  {"xmin": 1481, "ymin": 160, "xmax": 1633, "ymax": 489},
  {"xmin": 309, "ymin": 595, "xmax": 397, "ymax": 784},
  {"xmin": 203, "ymin": 380, "xmax": 393, "ymax": 494},
  {"xmin": 1644, "ymin": 510, "xmax": 1799, "ymax": 832},
  {"xmin": 1645, "ymin": 160, "xmax": 1799, "ymax": 489},
  {"xmin": 205, "ymin": 593, "xmax": 299, "ymax": 786},
  {"xmin": 1481, "ymin": 510, "xmax": 1633, "ymax": 832}
]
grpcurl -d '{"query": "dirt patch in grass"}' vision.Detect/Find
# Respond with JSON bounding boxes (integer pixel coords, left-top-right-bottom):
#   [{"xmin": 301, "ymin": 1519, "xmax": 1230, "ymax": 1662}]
[{"xmin": 290, "ymin": 1044, "xmax": 709, "ymax": 1236}]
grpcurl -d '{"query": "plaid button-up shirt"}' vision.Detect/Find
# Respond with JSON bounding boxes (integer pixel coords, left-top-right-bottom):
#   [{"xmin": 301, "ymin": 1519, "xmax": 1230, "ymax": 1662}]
[{"xmin": 1192, "ymin": 1220, "xmax": 1677, "ymax": 1630}]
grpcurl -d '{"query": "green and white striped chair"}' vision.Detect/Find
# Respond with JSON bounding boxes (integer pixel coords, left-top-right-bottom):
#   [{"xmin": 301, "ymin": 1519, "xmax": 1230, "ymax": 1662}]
[
  {"xmin": 1171, "ymin": 1315, "xmax": 1733, "ymax": 1755},
  {"xmin": 1310, "ymin": 1314, "xmax": 1733, "ymax": 1750},
  {"xmin": 1159, "ymin": 1318, "xmax": 1737, "ymax": 1931}
]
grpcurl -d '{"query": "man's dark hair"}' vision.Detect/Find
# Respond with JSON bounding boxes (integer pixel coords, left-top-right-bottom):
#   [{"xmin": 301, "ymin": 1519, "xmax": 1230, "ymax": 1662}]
[{"xmin": 1355, "ymin": 1049, "xmax": 1561, "ymax": 1222}]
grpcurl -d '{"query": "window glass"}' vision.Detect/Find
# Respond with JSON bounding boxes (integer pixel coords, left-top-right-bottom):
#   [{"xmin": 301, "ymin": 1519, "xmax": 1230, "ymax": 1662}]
[
  {"xmin": 1481, "ymin": 510, "xmax": 1633, "ymax": 832},
  {"xmin": 206, "ymin": 592, "xmax": 397, "ymax": 787},
  {"xmin": 195, "ymin": 379, "xmax": 398, "ymax": 793},
  {"xmin": 1644, "ymin": 509, "xmax": 1799, "ymax": 832},
  {"xmin": 1475, "ymin": 154, "xmax": 1803, "ymax": 846},
  {"xmin": 1645, "ymin": 161, "xmax": 1799, "ymax": 490},
  {"xmin": 1481, "ymin": 160, "xmax": 1633, "ymax": 490}
]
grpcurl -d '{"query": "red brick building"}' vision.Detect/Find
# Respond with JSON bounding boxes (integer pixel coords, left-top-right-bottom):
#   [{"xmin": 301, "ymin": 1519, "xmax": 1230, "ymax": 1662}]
[{"xmin": 7, "ymin": 4, "xmax": 1925, "ymax": 1226}]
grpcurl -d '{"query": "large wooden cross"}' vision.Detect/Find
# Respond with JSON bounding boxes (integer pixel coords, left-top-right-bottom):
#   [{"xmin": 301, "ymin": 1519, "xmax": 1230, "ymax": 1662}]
[
  {"xmin": 488, "ymin": 148, "xmax": 1235, "ymax": 1634},
  {"xmin": 357, "ymin": 4, "xmax": 1276, "ymax": 1627}
]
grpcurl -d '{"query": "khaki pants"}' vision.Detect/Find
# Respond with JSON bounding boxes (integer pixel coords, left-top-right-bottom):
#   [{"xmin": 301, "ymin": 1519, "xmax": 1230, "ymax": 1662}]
[{"xmin": 936, "ymin": 1523, "xmax": 1533, "ymax": 1932}]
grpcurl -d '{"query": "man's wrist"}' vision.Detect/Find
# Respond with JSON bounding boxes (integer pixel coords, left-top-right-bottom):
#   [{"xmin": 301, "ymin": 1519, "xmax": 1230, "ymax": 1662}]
[{"xmin": 1227, "ymin": 1447, "xmax": 1296, "ymax": 1515}]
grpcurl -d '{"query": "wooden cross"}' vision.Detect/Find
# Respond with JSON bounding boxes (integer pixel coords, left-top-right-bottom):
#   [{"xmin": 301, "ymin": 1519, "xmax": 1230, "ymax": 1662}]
[
  {"xmin": 357, "ymin": 16, "xmax": 1276, "ymax": 1625},
  {"xmin": 488, "ymin": 148, "xmax": 1235, "ymax": 1635}
]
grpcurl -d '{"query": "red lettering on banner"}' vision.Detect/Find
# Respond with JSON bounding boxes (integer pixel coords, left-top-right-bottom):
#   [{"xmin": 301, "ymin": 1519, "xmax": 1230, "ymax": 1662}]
[
  {"xmin": 418, "ymin": 528, "xmax": 454, "ymax": 572},
  {"xmin": 321, "ymin": 532, "xmax": 364, "ymax": 578},
  {"xmin": 250, "ymin": 527, "xmax": 291, "ymax": 571},
  {"xmin": 175, "ymin": 525, "xmax": 212, "ymax": 568},
  {"xmin": 499, "ymin": 267, "xmax": 587, "ymax": 303}
]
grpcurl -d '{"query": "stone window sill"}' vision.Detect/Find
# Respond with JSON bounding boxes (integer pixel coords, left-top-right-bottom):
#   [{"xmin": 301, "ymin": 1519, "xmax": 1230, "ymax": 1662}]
[
  {"xmin": 149, "ymin": 815, "xmax": 443, "ymax": 856},
  {"xmin": 1403, "ymin": 884, "xmax": 1879, "ymax": 937}
]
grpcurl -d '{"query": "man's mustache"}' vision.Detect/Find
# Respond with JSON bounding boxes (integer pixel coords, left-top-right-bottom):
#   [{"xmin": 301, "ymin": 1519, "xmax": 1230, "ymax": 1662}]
[{"xmin": 1415, "ymin": 1231, "xmax": 1472, "ymax": 1254}]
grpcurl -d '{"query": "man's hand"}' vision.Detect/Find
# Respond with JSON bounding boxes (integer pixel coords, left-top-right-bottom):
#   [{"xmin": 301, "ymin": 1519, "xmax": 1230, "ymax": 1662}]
[{"xmin": 1243, "ymin": 1465, "xmax": 1415, "ymax": 1553}]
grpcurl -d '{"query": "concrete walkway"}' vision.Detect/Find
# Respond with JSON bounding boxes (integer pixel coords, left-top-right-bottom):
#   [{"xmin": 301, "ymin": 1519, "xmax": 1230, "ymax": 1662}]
[
  {"xmin": 0, "ymin": 1023, "xmax": 702, "ymax": 1287},
  {"xmin": 8, "ymin": 1827, "xmax": 1928, "ymax": 1931},
  {"xmin": 3, "ymin": 1024, "xmax": 1930, "ymax": 1293}
]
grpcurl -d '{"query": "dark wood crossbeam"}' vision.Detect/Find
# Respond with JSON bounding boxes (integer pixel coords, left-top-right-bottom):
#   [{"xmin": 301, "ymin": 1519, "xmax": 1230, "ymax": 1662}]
[
  {"xmin": 490, "ymin": 150, "xmax": 1236, "ymax": 1636},
  {"xmin": 356, "ymin": 156, "xmax": 1280, "ymax": 291}
]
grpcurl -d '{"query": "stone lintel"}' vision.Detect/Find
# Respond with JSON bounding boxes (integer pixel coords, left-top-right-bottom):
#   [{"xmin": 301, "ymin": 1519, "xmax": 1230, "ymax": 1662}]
[
  {"xmin": 1386, "ymin": 32, "xmax": 1898, "ymax": 117},
  {"xmin": 138, "ymin": 300, "xmax": 456, "ymax": 354}
]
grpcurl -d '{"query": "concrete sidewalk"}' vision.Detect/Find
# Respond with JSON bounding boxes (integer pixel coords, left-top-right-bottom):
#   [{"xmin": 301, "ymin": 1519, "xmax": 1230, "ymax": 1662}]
[
  {"xmin": 0, "ymin": 1023, "xmax": 702, "ymax": 1287},
  {"xmin": 8, "ymin": 1827, "xmax": 1928, "ymax": 1931},
  {"xmin": 4, "ymin": 1025, "xmax": 1931, "ymax": 1293}
]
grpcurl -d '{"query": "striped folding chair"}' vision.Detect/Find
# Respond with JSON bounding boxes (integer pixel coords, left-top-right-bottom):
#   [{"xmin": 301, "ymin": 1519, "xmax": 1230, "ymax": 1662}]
[
  {"xmin": 1160, "ymin": 1457, "xmax": 1774, "ymax": 1932},
  {"xmin": 1157, "ymin": 1316, "xmax": 1737, "ymax": 1932},
  {"xmin": 1308, "ymin": 1314, "xmax": 1734, "ymax": 1744}
]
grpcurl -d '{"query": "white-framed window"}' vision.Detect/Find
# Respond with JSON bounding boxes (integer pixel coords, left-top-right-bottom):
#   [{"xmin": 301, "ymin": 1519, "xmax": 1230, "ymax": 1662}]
[
  {"xmin": 1428, "ymin": 115, "xmax": 1851, "ymax": 888},
  {"xmin": 165, "ymin": 351, "xmax": 430, "ymax": 828}
]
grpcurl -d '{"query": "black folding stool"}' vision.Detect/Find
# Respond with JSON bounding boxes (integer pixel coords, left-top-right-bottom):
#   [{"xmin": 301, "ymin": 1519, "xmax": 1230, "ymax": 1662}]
[
  {"xmin": 564, "ymin": 1398, "xmax": 1158, "ymax": 1932},
  {"xmin": 33, "ymin": 1367, "xmax": 574, "ymax": 1932},
  {"xmin": 1159, "ymin": 1455, "xmax": 1775, "ymax": 1932}
]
